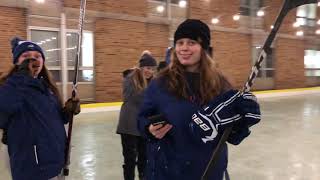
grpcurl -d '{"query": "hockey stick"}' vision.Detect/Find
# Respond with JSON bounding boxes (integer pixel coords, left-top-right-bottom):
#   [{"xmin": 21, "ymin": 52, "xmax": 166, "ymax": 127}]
[
  {"xmin": 201, "ymin": 0, "xmax": 317, "ymax": 179},
  {"xmin": 63, "ymin": 0, "xmax": 87, "ymax": 176}
]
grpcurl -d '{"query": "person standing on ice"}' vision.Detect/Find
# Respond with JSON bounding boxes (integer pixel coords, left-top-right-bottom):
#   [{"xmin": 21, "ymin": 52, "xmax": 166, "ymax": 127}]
[
  {"xmin": 117, "ymin": 50, "xmax": 157, "ymax": 180},
  {"xmin": 0, "ymin": 37, "xmax": 80, "ymax": 180},
  {"xmin": 137, "ymin": 19, "xmax": 261, "ymax": 180}
]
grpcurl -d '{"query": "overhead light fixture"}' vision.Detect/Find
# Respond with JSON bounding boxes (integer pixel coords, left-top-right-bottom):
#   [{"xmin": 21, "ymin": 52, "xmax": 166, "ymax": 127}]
[
  {"xmin": 66, "ymin": 33, "xmax": 72, "ymax": 37},
  {"xmin": 256, "ymin": 46, "xmax": 261, "ymax": 49},
  {"xmin": 270, "ymin": 25, "xmax": 274, "ymax": 29},
  {"xmin": 257, "ymin": 10, "xmax": 265, "ymax": 17},
  {"xmin": 296, "ymin": 31, "xmax": 304, "ymax": 36},
  {"xmin": 211, "ymin": 18, "xmax": 219, "ymax": 24},
  {"xmin": 178, "ymin": 0, "xmax": 187, "ymax": 8},
  {"xmin": 317, "ymin": 19, "xmax": 320, "ymax": 25},
  {"xmin": 316, "ymin": 29, "xmax": 320, "ymax": 35},
  {"xmin": 46, "ymin": 39, "xmax": 51, "ymax": 42},
  {"xmin": 156, "ymin": 5, "xmax": 165, "ymax": 13},
  {"xmin": 52, "ymin": 37, "xmax": 57, "ymax": 40},
  {"xmin": 35, "ymin": 0, "xmax": 45, "ymax": 3},
  {"xmin": 233, "ymin": 14, "xmax": 240, "ymax": 21},
  {"xmin": 318, "ymin": 2, "xmax": 320, "ymax": 6}
]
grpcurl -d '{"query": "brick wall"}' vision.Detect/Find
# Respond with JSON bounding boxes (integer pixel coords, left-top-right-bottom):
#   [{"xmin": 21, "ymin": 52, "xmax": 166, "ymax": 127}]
[
  {"xmin": 95, "ymin": 18, "xmax": 169, "ymax": 102},
  {"xmin": 0, "ymin": 6, "xmax": 27, "ymax": 76},
  {"xmin": 189, "ymin": 0, "xmax": 240, "ymax": 29},
  {"xmin": 275, "ymin": 38, "xmax": 306, "ymax": 89},
  {"xmin": 264, "ymin": 0, "xmax": 295, "ymax": 34},
  {"xmin": 64, "ymin": 0, "xmax": 147, "ymax": 17},
  {"xmin": 212, "ymin": 31, "xmax": 251, "ymax": 88},
  {"xmin": 0, "ymin": 1, "xmax": 317, "ymax": 102}
]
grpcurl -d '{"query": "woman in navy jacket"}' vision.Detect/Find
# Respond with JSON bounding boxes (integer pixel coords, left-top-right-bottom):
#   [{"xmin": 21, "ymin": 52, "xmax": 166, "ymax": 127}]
[
  {"xmin": 137, "ymin": 19, "xmax": 261, "ymax": 180},
  {"xmin": 0, "ymin": 37, "xmax": 80, "ymax": 180}
]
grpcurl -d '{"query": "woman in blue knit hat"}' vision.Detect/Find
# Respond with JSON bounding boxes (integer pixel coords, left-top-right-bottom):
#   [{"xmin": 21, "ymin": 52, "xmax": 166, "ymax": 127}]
[
  {"xmin": 137, "ymin": 19, "xmax": 261, "ymax": 180},
  {"xmin": 117, "ymin": 50, "xmax": 157, "ymax": 180},
  {"xmin": 0, "ymin": 37, "xmax": 80, "ymax": 180}
]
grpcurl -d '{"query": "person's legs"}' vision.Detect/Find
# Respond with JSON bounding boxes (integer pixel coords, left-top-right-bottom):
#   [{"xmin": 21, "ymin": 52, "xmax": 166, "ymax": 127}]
[
  {"xmin": 136, "ymin": 136, "xmax": 146, "ymax": 180},
  {"xmin": 121, "ymin": 134, "xmax": 138, "ymax": 180}
]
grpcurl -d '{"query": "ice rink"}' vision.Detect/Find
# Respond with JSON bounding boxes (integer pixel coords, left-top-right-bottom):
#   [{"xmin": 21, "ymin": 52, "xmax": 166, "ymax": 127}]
[{"xmin": 1, "ymin": 88, "xmax": 320, "ymax": 180}]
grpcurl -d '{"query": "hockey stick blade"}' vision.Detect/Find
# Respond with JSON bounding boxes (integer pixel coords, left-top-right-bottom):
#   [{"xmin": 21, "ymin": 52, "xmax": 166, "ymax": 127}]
[{"xmin": 201, "ymin": 1, "xmax": 318, "ymax": 180}]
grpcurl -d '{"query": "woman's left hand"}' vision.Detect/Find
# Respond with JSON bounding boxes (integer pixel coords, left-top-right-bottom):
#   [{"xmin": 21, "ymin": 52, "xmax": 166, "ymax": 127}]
[{"xmin": 149, "ymin": 124, "xmax": 173, "ymax": 139}]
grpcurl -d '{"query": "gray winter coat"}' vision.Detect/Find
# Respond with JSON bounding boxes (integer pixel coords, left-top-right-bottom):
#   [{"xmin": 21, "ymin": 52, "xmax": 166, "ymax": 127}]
[{"xmin": 116, "ymin": 75, "xmax": 143, "ymax": 136}]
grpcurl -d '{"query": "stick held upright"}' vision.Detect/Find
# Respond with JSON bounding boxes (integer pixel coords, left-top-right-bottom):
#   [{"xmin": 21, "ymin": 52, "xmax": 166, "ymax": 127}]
[{"xmin": 63, "ymin": 0, "xmax": 87, "ymax": 176}]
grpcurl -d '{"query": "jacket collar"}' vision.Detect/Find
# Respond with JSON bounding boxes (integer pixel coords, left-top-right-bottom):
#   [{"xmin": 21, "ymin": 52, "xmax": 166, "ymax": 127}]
[{"xmin": 7, "ymin": 74, "xmax": 47, "ymax": 93}]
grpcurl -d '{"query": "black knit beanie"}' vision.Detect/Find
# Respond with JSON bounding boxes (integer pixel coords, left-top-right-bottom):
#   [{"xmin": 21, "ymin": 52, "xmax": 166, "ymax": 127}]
[
  {"xmin": 174, "ymin": 19, "xmax": 211, "ymax": 51},
  {"xmin": 139, "ymin": 53, "xmax": 157, "ymax": 67},
  {"xmin": 11, "ymin": 37, "xmax": 45, "ymax": 64}
]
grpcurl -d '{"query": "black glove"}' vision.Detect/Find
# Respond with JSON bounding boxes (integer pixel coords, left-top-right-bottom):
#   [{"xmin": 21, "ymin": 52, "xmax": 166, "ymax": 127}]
[
  {"xmin": 16, "ymin": 58, "xmax": 33, "ymax": 76},
  {"xmin": 189, "ymin": 90, "xmax": 261, "ymax": 145},
  {"xmin": 227, "ymin": 91, "xmax": 261, "ymax": 145},
  {"xmin": 63, "ymin": 97, "xmax": 81, "ymax": 115},
  {"xmin": 16, "ymin": 58, "xmax": 40, "ymax": 77}
]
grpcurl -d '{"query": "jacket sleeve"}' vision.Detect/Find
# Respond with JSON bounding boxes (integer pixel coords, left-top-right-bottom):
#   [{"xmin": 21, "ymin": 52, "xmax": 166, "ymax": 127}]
[
  {"xmin": 0, "ymin": 85, "xmax": 16, "ymax": 129},
  {"xmin": 137, "ymin": 80, "xmax": 159, "ymax": 139}
]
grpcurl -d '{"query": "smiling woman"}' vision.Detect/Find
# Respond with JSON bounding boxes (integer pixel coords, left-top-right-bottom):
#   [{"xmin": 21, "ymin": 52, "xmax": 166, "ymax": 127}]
[{"xmin": 137, "ymin": 19, "xmax": 261, "ymax": 180}]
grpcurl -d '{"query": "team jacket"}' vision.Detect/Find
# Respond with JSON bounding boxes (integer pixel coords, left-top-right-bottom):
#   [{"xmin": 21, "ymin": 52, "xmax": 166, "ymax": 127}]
[
  {"xmin": 137, "ymin": 78, "xmax": 261, "ymax": 180},
  {"xmin": 0, "ymin": 74, "xmax": 68, "ymax": 180}
]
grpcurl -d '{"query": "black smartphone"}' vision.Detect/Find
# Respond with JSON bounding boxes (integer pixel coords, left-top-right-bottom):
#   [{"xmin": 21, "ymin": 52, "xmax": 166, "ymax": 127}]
[{"xmin": 148, "ymin": 114, "xmax": 168, "ymax": 126}]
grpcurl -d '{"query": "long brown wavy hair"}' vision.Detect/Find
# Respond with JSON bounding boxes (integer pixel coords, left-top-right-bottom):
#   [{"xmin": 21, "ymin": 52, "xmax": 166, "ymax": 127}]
[
  {"xmin": 157, "ymin": 48, "xmax": 233, "ymax": 105},
  {"xmin": 128, "ymin": 67, "xmax": 147, "ymax": 93},
  {"xmin": 0, "ymin": 64, "xmax": 63, "ymax": 106}
]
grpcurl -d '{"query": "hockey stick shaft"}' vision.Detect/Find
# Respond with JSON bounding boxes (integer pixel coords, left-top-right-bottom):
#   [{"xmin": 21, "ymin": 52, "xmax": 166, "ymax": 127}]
[
  {"xmin": 63, "ymin": 0, "xmax": 87, "ymax": 176},
  {"xmin": 201, "ymin": 0, "xmax": 317, "ymax": 179}
]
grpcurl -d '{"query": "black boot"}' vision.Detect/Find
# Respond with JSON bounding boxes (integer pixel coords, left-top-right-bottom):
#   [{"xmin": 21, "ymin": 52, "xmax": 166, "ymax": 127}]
[{"xmin": 138, "ymin": 174, "xmax": 145, "ymax": 180}]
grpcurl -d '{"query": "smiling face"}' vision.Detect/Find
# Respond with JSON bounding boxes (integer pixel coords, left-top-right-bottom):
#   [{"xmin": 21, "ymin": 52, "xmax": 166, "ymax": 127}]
[
  {"xmin": 17, "ymin": 51, "xmax": 44, "ymax": 77},
  {"xmin": 141, "ymin": 66, "xmax": 156, "ymax": 79},
  {"xmin": 175, "ymin": 38, "xmax": 202, "ymax": 72}
]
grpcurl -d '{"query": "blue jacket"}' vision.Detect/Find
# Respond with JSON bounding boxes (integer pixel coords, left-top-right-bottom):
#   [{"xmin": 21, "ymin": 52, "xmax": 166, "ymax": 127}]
[
  {"xmin": 0, "ymin": 74, "xmax": 68, "ymax": 180},
  {"xmin": 137, "ymin": 79, "xmax": 260, "ymax": 180}
]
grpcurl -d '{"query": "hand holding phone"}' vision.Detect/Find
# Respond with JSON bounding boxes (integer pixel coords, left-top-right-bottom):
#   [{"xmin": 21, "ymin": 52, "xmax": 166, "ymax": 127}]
[
  {"xmin": 148, "ymin": 114, "xmax": 168, "ymax": 126},
  {"xmin": 147, "ymin": 114, "xmax": 172, "ymax": 139}
]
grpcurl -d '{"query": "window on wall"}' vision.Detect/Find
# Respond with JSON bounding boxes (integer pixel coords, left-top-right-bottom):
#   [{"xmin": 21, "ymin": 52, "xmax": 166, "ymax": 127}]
[
  {"xmin": 239, "ymin": 0, "xmax": 263, "ymax": 16},
  {"xmin": 66, "ymin": 32, "xmax": 94, "ymax": 82},
  {"xmin": 252, "ymin": 47, "xmax": 274, "ymax": 78},
  {"xmin": 31, "ymin": 30, "xmax": 61, "ymax": 82},
  {"xmin": 305, "ymin": 50, "xmax": 320, "ymax": 76},
  {"xmin": 30, "ymin": 29, "xmax": 94, "ymax": 83},
  {"xmin": 296, "ymin": 4, "xmax": 317, "ymax": 27}
]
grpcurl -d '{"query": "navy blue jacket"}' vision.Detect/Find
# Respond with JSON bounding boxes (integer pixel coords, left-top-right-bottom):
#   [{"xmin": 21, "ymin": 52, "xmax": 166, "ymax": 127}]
[
  {"xmin": 137, "ymin": 79, "xmax": 260, "ymax": 180},
  {"xmin": 0, "ymin": 74, "xmax": 68, "ymax": 180},
  {"xmin": 138, "ymin": 80, "xmax": 229, "ymax": 180}
]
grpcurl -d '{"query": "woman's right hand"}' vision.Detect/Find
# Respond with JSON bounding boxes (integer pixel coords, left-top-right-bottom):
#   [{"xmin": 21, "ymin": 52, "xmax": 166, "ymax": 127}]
[
  {"xmin": 149, "ymin": 124, "xmax": 173, "ymax": 139},
  {"xmin": 17, "ymin": 58, "xmax": 39, "ymax": 77}
]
